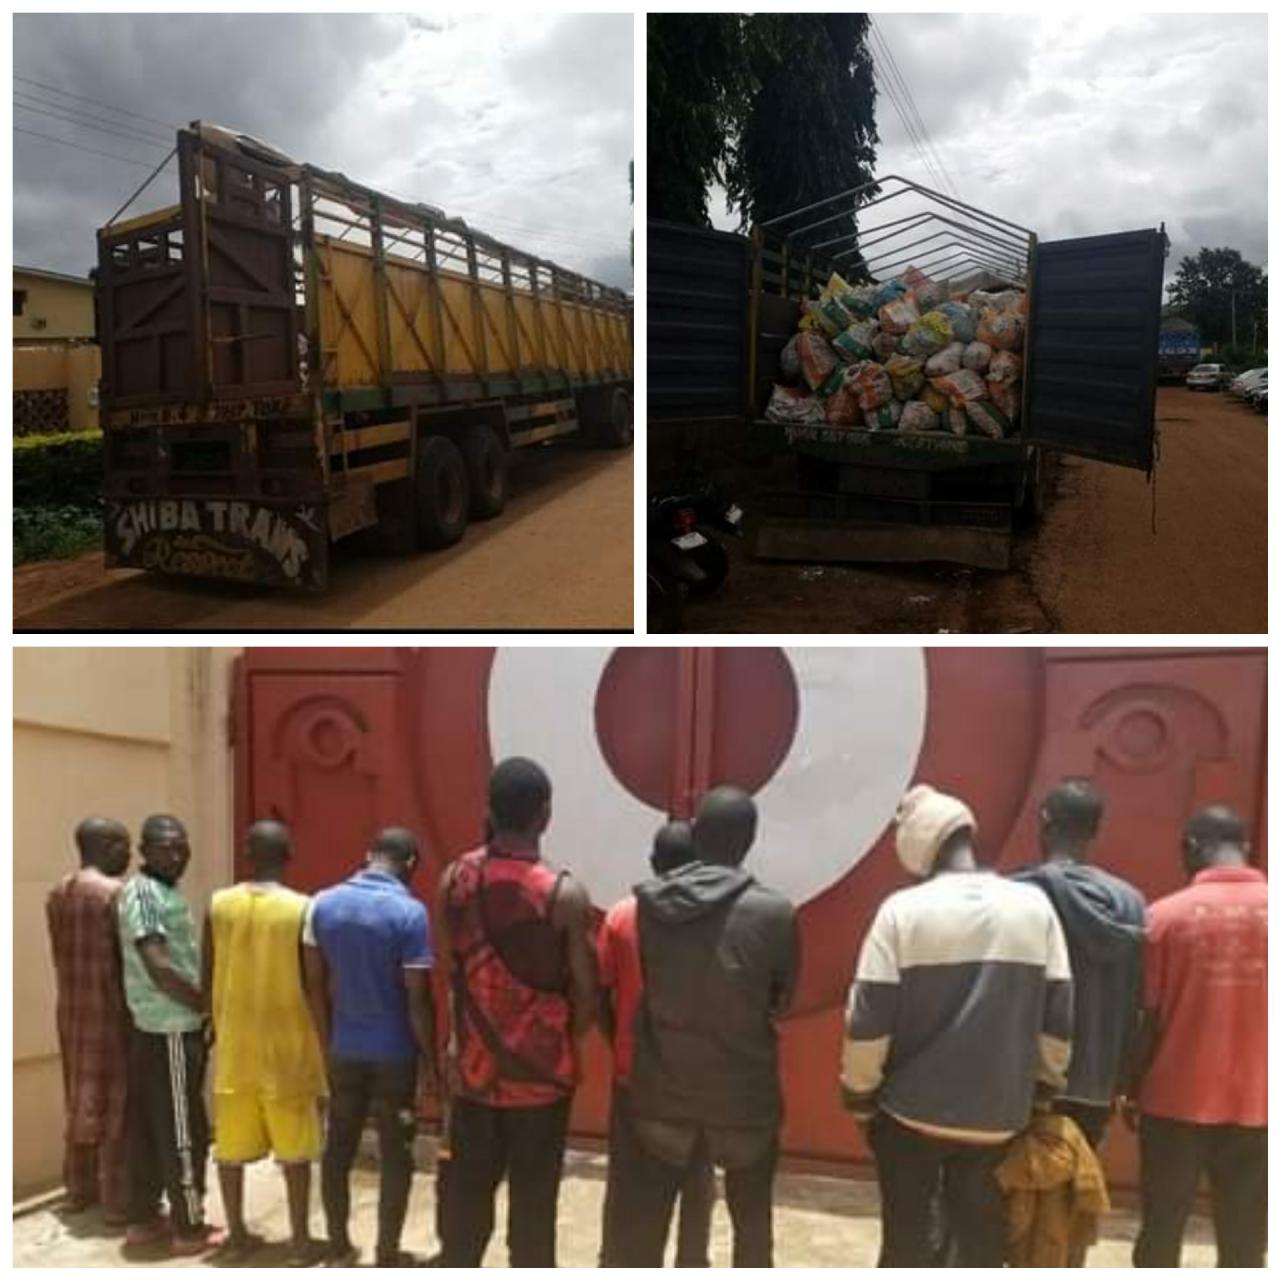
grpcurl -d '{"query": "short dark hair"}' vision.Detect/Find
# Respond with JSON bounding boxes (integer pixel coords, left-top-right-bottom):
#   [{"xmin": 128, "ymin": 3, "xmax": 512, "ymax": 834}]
[
  {"xmin": 1043, "ymin": 779, "xmax": 1104, "ymax": 840},
  {"xmin": 1184, "ymin": 805, "xmax": 1247, "ymax": 853},
  {"xmin": 140, "ymin": 813, "xmax": 187, "ymax": 845},
  {"xmin": 651, "ymin": 820, "xmax": 696, "ymax": 874},
  {"xmin": 369, "ymin": 826, "xmax": 419, "ymax": 865},
  {"xmin": 74, "ymin": 816, "xmax": 127, "ymax": 863},
  {"xmin": 489, "ymin": 757, "xmax": 551, "ymax": 833}
]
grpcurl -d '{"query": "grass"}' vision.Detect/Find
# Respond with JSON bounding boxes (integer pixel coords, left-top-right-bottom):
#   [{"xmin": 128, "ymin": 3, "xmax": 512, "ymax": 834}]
[{"xmin": 13, "ymin": 505, "xmax": 102, "ymax": 564}]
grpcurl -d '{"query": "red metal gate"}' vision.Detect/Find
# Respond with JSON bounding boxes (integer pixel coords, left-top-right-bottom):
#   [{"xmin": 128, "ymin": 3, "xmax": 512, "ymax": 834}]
[{"xmin": 235, "ymin": 646, "xmax": 1266, "ymax": 1184}]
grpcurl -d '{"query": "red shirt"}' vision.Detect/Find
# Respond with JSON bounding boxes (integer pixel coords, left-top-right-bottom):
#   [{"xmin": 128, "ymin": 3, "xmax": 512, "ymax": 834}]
[
  {"xmin": 598, "ymin": 897, "xmax": 643, "ymax": 1084},
  {"xmin": 1140, "ymin": 866, "xmax": 1267, "ymax": 1127}
]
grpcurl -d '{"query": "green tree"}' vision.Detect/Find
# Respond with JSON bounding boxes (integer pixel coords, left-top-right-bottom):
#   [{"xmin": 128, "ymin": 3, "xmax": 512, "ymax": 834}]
[
  {"xmin": 647, "ymin": 14, "xmax": 754, "ymax": 225},
  {"xmin": 1167, "ymin": 247, "xmax": 1267, "ymax": 351},
  {"xmin": 726, "ymin": 15, "xmax": 879, "ymax": 266}
]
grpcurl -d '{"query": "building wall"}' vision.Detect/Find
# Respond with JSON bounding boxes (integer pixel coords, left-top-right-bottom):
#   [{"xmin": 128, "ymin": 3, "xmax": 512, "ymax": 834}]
[
  {"xmin": 13, "ymin": 345, "xmax": 101, "ymax": 433},
  {"xmin": 14, "ymin": 272, "xmax": 95, "ymax": 344},
  {"xmin": 12, "ymin": 648, "xmax": 240, "ymax": 1199}
]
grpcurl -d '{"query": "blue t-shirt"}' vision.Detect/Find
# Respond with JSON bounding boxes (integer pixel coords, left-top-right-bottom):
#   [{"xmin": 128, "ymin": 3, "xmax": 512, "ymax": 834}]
[{"xmin": 305, "ymin": 869, "xmax": 432, "ymax": 1062}]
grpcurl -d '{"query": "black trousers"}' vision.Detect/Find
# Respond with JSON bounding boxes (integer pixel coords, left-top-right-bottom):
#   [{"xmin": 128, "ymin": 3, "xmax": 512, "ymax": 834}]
[
  {"xmin": 1133, "ymin": 1115, "xmax": 1267, "ymax": 1268},
  {"xmin": 601, "ymin": 1085, "xmax": 715, "ymax": 1267},
  {"xmin": 321, "ymin": 1057, "xmax": 417, "ymax": 1261},
  {"xmin": 611, "ymin": 1123, "xmax": 777, "ymax": 1267},
  {"xmin": 869, "ymin": 1112, "xmax": 1007, "ymax": 1268},
  {"xmin": 439, "ymin": 1095, "xmax": 571, "ymax": 1267},
  {"xmin": 125, "ymin": 1028, "xmax": 209, "ymax": 1235}
]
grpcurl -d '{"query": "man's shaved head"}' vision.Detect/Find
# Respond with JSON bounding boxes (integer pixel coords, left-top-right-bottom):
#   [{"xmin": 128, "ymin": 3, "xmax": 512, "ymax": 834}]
[
  {"xmin": 651, "ymin": 819, "xmax": 696, "ymax": 875},
  {"xmin": 367, "ymin": 826, "xmax": 420, "ymax": 884},
  {"xmin": 1183, "ymin": 805, "xmax": 1249, "ymax": 874},
  {"xmin": 245, "ymin": 819, "xmax": 293, "ymax": 877},
  {"xmin": 693, "ymin": 786, "xmax": 758, "ymax": 867},
  {"xmin": 74, "ymin": 817, "xmax": 130, "ymax": 877}
]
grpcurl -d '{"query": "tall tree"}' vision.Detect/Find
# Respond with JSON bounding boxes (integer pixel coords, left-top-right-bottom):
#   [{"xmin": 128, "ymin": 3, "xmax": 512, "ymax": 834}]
[
  {"xmin": 725, "ymin": 15, "xmax": 879, "ymax": 266},
  {"xmin": 647, "ymin": 14, "xmax": 754, "ymax": 225},
  {"xmin": 1167, "ymin": 247, "xmax": 1267, "ymax": 349}
]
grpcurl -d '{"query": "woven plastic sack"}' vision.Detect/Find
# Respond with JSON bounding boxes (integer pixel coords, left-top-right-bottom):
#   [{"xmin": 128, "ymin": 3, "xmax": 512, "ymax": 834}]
[
  {"xmin": 970, "ymin": 289, "xmax": 1022, "ymax": 314},
  {"xmin": 899, "ymin": 400, "xmax": 939, "ymax": 433},
  {"xmin": 832, "ymin": 319, "xmax": 879, "ymax": 363},
  {"xmin": 902, "ymin": 265, "xmax": 929, "ymax": 290},
  {"xmin": 915, "ymin": 279, "xmax": 949, "ymax": 311},
  {"xmin": 765, "ymin": 384, "xmax": 825, "ymax": 426},
  {"xmin": 815, "ymin": 293, "xmax": 855, "ymax": 337},
  {"xmin": 824, "ymin": 384, "xmax": 862, "ymax": 427},
  {"xmin": 925, "ymin": 342, "xmax": 966, "ymax": 378},
  {"xmin": 796, "ymin": 332, "xmax": 838, "ymax": 391},
  {"xmin": 935, "ymin": 301, "xmax": 977, "ymax": 343},
  {"xmin": 872, "ymin": 279, "xmax": 908, "ymax": 309},
  {"xmin": 946, "ymin": 407, "xmax": 969, "ymax": 436},
  {"xmin": 988, "ymin": 378, "xmax": 1021, "ymax": 422},
  {"xmin": 962, "ymin": 341, "xmax": 993, "ymax": 373},
  {"xmin": 779, "ymin": 334, "xmax": 801, "ymax": 382},
  {"xmin": 987, "ymin": 350, "xmax": 1023, "ymax": 383},
  {"xmin": 900, "ymin": 310, "xmax": 953, "ymax": 358},
  {"xmin": 885, "ymin": 354, "xmax": 925, "ymax": 401},
  {"xmin": 842, "ymin": 284, "xmax": 881, "ymax": 319},
  {"xmin": 864, "ymin": 398, "xmax": 902, "ymax": 430},
  {"xmin": 845, "ymin": 360, "xmax": 894, "ymax": 412},
  {"xmin": 979, "ymin": 310, "xmax": 1025, "ymax": 352},
  {"xmin": 872, "ymin": 329, "xmax": 901, "ymax": 362},
  {"xmin": 930, "ymin": 367, "xmax": 988, "ymax": 407},
  {"xmin": 878, "ymin": 296, "xmax": 920, "ymax": 336},
  {"xmin": 922, "ymin": 384, "xmax": 949, "ymax": 415},
  {"xmin": 817, "ymin": 365, "xmax": 848, "ymax": 399},
  {"xmin": 966, "ymin": 398, "xmax": 1011, "ymax": 438}
]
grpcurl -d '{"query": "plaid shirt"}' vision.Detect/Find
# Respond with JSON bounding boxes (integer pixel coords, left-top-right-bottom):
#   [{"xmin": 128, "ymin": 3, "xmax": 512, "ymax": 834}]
[{"xmin": 46, "ymin": 868, "xmax": 131, "ymax": 1145}]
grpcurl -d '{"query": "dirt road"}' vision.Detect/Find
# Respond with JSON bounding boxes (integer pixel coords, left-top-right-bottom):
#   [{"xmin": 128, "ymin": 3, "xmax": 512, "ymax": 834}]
[
  {"xmin": 680, "ymin": 388, "xmax": 1266, "ymax": 634},
  {"xmin": 15, "ymin": 445, "xmax": 632, "ymax": 632}
]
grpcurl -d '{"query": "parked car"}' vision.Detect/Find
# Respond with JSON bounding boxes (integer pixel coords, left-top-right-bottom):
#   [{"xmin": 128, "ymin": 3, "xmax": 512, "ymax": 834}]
[
  {"xmin": 1230, "ymin": 367, "xmax": 1267, "ymax": 399},
  {"xmin": 1253, "ymin": 389, "xmax": 1267, "ymax": 414},
  {"xmin": 1245, "ymin": 372, "xmax": 1267, "ymax": 408},
  {"xmin": 1186, "ymin": 362, "xmax": 1229, "ymax": 391}
]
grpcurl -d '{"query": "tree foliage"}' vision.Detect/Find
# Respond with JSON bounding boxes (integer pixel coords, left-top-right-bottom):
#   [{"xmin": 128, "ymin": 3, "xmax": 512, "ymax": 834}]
[
  {"xmin": 1167, "ymin": 247, "xmax": 1267, "ymax": 350},
  {"xmin": 647, "ymin": 13, "xmax": 878, "ymax": 260}
]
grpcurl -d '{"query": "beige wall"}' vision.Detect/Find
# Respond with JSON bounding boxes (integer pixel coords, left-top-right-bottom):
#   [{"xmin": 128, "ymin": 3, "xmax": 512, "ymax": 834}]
[
  {"xmin": 13, "ymin": 648, "xmax": 241, "ymax": 1198},
  {"xmin": 13, "ymin": 345, "xmax": 101, "ymax": 432},
  {"xmin": 14, "ymin": 273, "xmax": 95, "ymax": 343}
]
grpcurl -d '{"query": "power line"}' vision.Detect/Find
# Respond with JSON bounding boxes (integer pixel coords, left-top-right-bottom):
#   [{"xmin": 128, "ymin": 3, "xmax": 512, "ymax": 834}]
[
  {"xmin": 13, "ymin": 74, "xmax": 175, "ymax": 131},
  {"xmin": 13, "ymin": 125, "xmax": 177, "ymax": 171},
  {"xmin": 14, "ymin": 98, "xmax": 174, "ymax": 152},
  {"xmin": 14, "ymin": 87, "xmax": 171, "ymax": 144},
  {"xmin": 866, "ymin": 28, "xmax": 947, "ymax": 197}
]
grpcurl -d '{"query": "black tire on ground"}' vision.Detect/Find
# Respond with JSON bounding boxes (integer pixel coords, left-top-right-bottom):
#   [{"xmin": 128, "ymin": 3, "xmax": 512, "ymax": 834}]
[
  {"xmin": 647, "ymin": 563, "xmax": 683, "ymax": 632},
  {"xmin": 685, "ymin": 529, "xmax": 729, "ymax": 598},
  {"xmin": 598, "ymin": 388, "xmax": 633, "ymax": 449},
  {"xmin": 414, "ymin": 435, "xmax": 470, "ymax": 549},
  {"xmin": 460, "ymin": 423, "xmax": 508, "ymax": 521},
  {"xmin": 1013, "ymin": 446, "xmax": 1049, "ymax": 530},
  {"xmin": 371, "ymin": 478, "xmax": 418, "ymax": 555}
]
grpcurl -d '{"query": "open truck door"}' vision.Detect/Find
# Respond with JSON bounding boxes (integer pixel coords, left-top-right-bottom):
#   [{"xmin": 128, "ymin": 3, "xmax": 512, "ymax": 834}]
[{"xmin": 1024, "ymin": 228, "xmax": 1166, "ymax": 472}]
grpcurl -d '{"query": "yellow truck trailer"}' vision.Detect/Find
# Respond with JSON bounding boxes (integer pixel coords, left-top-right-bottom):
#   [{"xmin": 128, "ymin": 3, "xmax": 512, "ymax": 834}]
[{"xmin": 97, "ymin": 123, "xmax": 632, "ymax": 589}]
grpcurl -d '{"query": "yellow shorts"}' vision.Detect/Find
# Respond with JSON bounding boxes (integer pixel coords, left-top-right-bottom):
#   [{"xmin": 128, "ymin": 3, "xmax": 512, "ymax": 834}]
[{"xmin": 214, "ymin": 1093, "xmax": 322, "ymax": 1165}]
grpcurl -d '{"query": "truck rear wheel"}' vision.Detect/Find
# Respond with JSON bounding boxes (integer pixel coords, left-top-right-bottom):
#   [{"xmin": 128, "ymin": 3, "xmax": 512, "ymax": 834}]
[
  {"xmin": 461, "ymin": 424, "xmax": 508, "ymax": 521},
  {"xmin": 372, "ymin": 479, "xmax": 419, "ymax": 555},
  {"xmin": 415, "ymin": 435, "xmax": 469, "ymax": 549},
  {"xmin": 599, "ymin": 388, "xmax": 633, "ymax": 449}
]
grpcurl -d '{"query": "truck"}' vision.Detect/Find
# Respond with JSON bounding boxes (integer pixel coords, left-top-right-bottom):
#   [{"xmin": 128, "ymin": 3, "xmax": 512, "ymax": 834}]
[
  {"xmin": 1157, "ymin": 321, "xmax": 1202, "ymax": 382},
  {"xmin": 649, "ymin": 175, "xmax": 1165, "ymax": 570},
  {"xmin": 96, "ymin": 123, "xmax": 633, "ymax": 590}
]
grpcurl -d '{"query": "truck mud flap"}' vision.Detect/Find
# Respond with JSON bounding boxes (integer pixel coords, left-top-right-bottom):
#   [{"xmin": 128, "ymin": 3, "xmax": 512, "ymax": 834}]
[
  {"xmin": 749, "ymin": 491, "xmax": 1012, "ymax": 571},
  {"xmin": 105, "ymin": 496, "xmax": 329, "ymax": 590}
]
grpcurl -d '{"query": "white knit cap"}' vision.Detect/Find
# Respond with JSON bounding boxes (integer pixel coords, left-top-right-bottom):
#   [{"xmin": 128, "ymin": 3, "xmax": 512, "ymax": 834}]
[{"xmin": 894, "ymin": 784, "xmax": 976, "ymax": 877}]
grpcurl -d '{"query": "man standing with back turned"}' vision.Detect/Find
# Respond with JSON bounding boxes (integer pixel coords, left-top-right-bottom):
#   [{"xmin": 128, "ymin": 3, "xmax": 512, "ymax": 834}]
[
  {"xmin": 436, "ymin": 757, "xmax": 597, "ymax": 1268},
  {"xmin": 47, "ymin": 817, "xmax": 133, "ymax": 1223},
  {"xmin": 205, "ymin": 819, "xmax": 326, "ymax": 1263},
  {"xmin": 304, "ymin": 827, "xmax": 438, "ymax": 1267},
  {"xmin": 618, "ymin": 785, "xmax": 798, "ymax": 1268},
  {"xmin": 1129, "ymin": 806, "xmax": 1267, "ymax": 1267},
  {"xmin": 843, "ymin": 784, "xmax": 1074, "ymax": 1268}
]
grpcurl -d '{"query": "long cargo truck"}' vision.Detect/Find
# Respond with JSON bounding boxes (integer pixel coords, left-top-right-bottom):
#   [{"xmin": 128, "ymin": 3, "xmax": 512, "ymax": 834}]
[
  {"xmin": 649, "ymin": 176, "xmax": 1165, "ymax": 570},
  {"xmin": 98, "ymin": 123, "xmax": 633, "ymax": 589}
]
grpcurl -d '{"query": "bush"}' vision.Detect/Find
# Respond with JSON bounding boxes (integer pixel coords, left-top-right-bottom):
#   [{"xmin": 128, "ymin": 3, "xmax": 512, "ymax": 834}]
[
  {"xmin": 14, "ymin": 430, "xmax": 103, "ymax": 509},
  {"xmin": 13, "ymin": 505, "xmax": 102, "ymax": 564}
]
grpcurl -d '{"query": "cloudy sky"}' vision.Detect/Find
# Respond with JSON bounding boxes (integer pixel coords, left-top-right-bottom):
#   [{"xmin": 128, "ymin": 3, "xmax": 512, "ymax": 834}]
[
  {"xmin": 710, "ymin": 12, "xmax": 1266, "ymax": 293},
  {"xmin": 13, "ymin": 13, "xmax": 633, "ymax": 288}
]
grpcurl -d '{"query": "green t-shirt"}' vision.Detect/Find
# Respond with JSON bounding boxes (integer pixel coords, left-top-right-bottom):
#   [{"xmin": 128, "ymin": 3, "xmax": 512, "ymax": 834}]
[{"xmin": 118, "ymin": 872, "xmax": 203, "ymax": 1034}]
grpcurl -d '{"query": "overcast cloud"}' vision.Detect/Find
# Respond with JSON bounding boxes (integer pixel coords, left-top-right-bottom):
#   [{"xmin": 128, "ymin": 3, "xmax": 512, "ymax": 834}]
[
  {"xmin": 14, "ymin": 13, "xmax": 633, "ymax": 289},
  {"xmin": 711, "ymin": 13, "xmax": 1266, "ymax": 294}
]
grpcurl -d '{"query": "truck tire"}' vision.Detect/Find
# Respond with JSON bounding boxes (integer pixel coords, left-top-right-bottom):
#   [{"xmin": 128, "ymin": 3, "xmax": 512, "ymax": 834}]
[
  {"xmin": 371, "ymin": 479, "xmax": 418, "ymax": 555},
  {"xmin": 415, "ymin": 435, "xmax": 469, "ymax": 549},
  {"xmin": 598, "ymin": 388, "xmax": 633, "ymax": 449},
  {"xmin": 461, "ymin": 424, "xmax": 508, "ymax": 521},
  {"xmin": 647, "ymin": 563, "xmax": 683, "ymax": 632},
  {"xmin": 1014, "ymin": 446, "xmax": 1049, "ymax": 530}
]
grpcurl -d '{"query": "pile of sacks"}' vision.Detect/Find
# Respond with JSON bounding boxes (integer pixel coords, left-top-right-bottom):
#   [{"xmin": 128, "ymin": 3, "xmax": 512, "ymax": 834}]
[{"xmin": 764, "ymin": 265, "xmax": 1027, "ymax": 438}]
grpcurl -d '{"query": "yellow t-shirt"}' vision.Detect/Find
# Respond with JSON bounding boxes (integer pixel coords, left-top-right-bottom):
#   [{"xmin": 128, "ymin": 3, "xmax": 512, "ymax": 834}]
[{"xmin": 210, "ymin": 882, "xmax": 326, "ymax": 1099}]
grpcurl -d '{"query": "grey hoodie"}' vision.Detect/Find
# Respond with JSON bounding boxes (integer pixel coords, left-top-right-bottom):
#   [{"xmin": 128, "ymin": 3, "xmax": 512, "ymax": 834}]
[
  {"xmin": 1013, "ymin": 861, "xmax": 1146, "ymax": 1106},
  {"xmin": 628, "ymin": 861, "xmax": 798, "ymax": 1141}
]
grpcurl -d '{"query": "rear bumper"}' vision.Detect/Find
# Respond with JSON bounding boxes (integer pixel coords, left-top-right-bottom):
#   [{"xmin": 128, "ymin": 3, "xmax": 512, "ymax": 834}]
[{"xmin": 104, "ymin": 494, "xmax": 330, "ymax": 590}]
